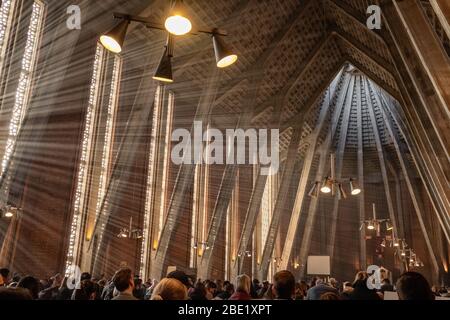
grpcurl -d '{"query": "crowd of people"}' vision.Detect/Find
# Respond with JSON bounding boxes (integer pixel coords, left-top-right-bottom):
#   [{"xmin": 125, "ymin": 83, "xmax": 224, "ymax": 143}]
[{"xmin": 0, "ymin": 266, "xmax": 447, "ymax": 301}]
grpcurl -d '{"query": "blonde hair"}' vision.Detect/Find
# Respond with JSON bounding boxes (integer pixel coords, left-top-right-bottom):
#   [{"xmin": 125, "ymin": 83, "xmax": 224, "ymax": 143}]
[
  {"xmin": 235, "ymin": 274, "xmax": 251, "ymax": 294},
  {"xmin": 150, "ymin": 278, "xmax": 187, "ymax": 300}
]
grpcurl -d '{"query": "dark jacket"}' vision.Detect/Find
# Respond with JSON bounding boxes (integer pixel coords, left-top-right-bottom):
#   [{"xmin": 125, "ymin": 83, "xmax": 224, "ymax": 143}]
[{"xmin": 349, "ymin": 280, "xmax": 382, "ymax": 300}]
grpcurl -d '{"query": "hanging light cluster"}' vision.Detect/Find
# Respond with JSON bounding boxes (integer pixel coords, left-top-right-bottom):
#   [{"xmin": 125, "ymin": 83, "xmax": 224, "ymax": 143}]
[
  {"xmin": 237, "ymin": 250, "xmax": 252, "ymax": 258},
  {"xmin": 360, "ymin": 203, "xmax": 394, "ymax": 235},
  {"xmin": 384, "ymin": 238, "xmax": 424, "ymax": 268},
  {"xmin": 378, "ymin": 229, "xmax": 424, "ymax": 268},
  {"xmin": 100, "ymin": 0, "xmax": 238, "ymax": 83},
  {"xmin": 308, "ymin": 154, "xmax": 362, "ymax": 200},
  {"xmin": 117, "ymin": 217, "xmax": 142, "ymax": 239}
]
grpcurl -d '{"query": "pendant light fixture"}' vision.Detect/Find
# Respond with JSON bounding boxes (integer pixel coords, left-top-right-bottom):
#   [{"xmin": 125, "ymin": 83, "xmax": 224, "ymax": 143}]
[
  {"xmin": 100, "ymin": 19, "xmax": 130, "ymax": 53},
  {"xmin": 386, "ymin": 221, "xmax": 393, "ymax": 231},
  {"xmin": 320, "ymin": 177, "xmax": 333, "ymax": 194},
  {"xmin": 349, "ymin": 178, "xmax": 361, "ymax": 195},
  {"xmin": 311, "ymin": 153, "xmax": 361, "ymax": 199},
  {"xmin": 212, "ymin": 29, "xmax": 238, "ymax": 68},
  {"xmin": 100, "ymin": 5, "xmax": 238, "ymax": 83},
  {"xmin": 165, "ymin": 0, "xmax": 192, "ymax": 36},
  {"xmin": 153, "ymin": 35, "xmax": 174, "ymax": 83}
]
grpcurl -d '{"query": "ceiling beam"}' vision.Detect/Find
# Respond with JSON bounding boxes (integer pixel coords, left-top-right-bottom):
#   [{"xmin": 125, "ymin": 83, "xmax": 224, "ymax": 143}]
[
  {"xmin": 355, "ymin": 75, "xmax": 367, "ymax": 271},
  {"xmin": 365, "ymin": 78, "xmax": 405, "ymax": 273},
  {"xmin": 332, "ymin": 27, "xmax": 397, "ymax": 78},
  {"xmin": 281, "ymin": 53, "xmax": 348, "ymax": 131},
  {"xmin": 253, "ymin": 32, "xmax": 334, "ymax": 117},
  {"xmin": 327, "ymin": 76, "xmax": 354, "ymax": 264},
  {"xmin": 257, "ymin": 126, "xmax": 304, "ymax": 279},
  {"xmin": 327, "ymin": 0, "xmax": 386, "ymax": 43},
  {"xmin": 379, "ymin": 88, "xmax": 441, "ymax": 278},
  {"xmin": 209, "ymin": 0, "xmax": 315, "ymax": 109}
]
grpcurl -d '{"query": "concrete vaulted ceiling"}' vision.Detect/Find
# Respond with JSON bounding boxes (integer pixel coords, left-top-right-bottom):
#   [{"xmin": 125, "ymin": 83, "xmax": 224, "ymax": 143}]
[
  {"xmin": 100, "ymin": 0, "xmax": 449, "ymax": 281},
  {"xmin": 3, "ymin": 0, "xmax": 448, "ymax": 281}
]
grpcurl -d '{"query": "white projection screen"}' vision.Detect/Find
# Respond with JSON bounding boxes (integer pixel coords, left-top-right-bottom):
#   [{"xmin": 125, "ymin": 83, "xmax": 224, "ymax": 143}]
[{"xmin": 307, "ymin": 256, "xmax": 331, "ymax": 275}]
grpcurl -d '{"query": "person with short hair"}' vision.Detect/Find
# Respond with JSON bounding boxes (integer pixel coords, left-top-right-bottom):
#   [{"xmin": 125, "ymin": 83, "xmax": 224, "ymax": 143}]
[
  {"xmin": 306, "ymin": 278, "xmax": 338, "ymax": 300},
  {"xmin": 151, "ymin": 278, "xmax": 187, "ymax": 300},
  {"xmin": 272, "ymin": 270, "xmax": 296, "ymax": 300},
  {"xmin": 189, "ymin": 281, "xmax": 208, "ymax": 300},
  {"xmin": 72, "ymin": 280, "xmax": 98, "ymax": 300},
  {"xmin": 215, "ymin": 282, "xmax": 234, "ymax": 300},
  {"xmin": 205, "ymin": 281, "xmax": 217, "ymax": 299},
  {"xmin": 17, "ymin": 276, "xmax": 39, "ymax": 299},
  {"xmin": 229, "ymin": 274, "xmax": 252, "ymax": 300},
  {"xmin": 111, "ymin": 268, "xmax": 137, "ymax": 300},
  {"xmin": 396, "ymin": 272, "xmax": 434, "ymax": 300}
]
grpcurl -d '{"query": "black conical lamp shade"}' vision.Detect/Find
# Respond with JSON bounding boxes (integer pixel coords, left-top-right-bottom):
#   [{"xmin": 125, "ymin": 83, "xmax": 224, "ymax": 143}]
[
  {"xmin": 212, "ymin": 33, "xmax": 237, "ymax": 68},
  {"xmin": 153, "ymin": 47, "xmax": 173, "ymax": 83},
  {"xmin": 100, "ymin": 19, "xmax": 129, "ymax": 53}
]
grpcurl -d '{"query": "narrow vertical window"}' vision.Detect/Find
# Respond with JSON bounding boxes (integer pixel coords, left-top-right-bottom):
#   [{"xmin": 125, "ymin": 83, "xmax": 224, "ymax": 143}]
[
  {"xmin": 0, "ymin": 0, "xmax": 14, "ymax": 72},
  {"xmin": 139, "ymin": 86, "xmax": 174, "ymax": 278},
  {"xmin": 1, "ymin": 0, "xmax": 45, "ymax": 174},
  {"xmin": 65, "ymin": 44, "xmax": 122, "ymax": 273},
  {"xmin": 65, "ymin": 44, "xmax": 104, "ymax": 273}
]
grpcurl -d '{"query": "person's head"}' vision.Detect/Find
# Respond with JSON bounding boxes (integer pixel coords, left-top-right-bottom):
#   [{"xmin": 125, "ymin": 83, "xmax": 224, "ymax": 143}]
[
  {"xmin": 80, "ymin": 272, "xmax": 91, "ymax": 281},
  {"xmin": 396, "ymin": 272, "xmax": 434, "ymax": 300},
  {"xmin": 224, "ymin": 282, "xmax": 234, "ymax": 295},
  {"xmin": 167, "ymin": 270, "xmax": 191, "ymax": 288},
  {"xmin": 273, "ymin": 270, "xmax": 295, "ymax": 299},
  {"xmin": 320, "ymin": 292, "xmax": 340, "ymax": 300},
  {"xmin": 205, "ymin": 281, "xmax": 217, "ymax": 295},
  {"xmin": 236, "ymin": 274, "xmax": 251, "ymax": 294},
  {"xmin": 214, "ymin": 279, "xmax": 223, "ymax": 291},
  {"xmin": 151, "ymin": 278, "xmax": 187, "ymax": 300},
  {"xmin": 17, "ymin": 276, "xmax": 39, "ymax": 299},
  {"xmin": 382, "ymin": 278, "xmax": 391, "ymax": 285},
  {"xmin": 262, "ymin": 280, "xmax": 269, "ymax": 289},
  {"xmin": 0, "ymin": 287, "xmax": 32, "ymax": 300},
  {"xmin": 315, "ymin": 278, "xmax": 324, "ymax": 286},
  {"xmin": 189, "ymin": 281, "xmax": 207, "ymax": 299},
  {"xmin": 0, "ymin": 268, "xmax": 10, "ymax": 284},
  {"xmin": 73, "ymin": 280, "xmax": 98, "ymax": 300},
  {"xmin": 112, "ymin": 268, "xmax": 134, "ymax": 293}
]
